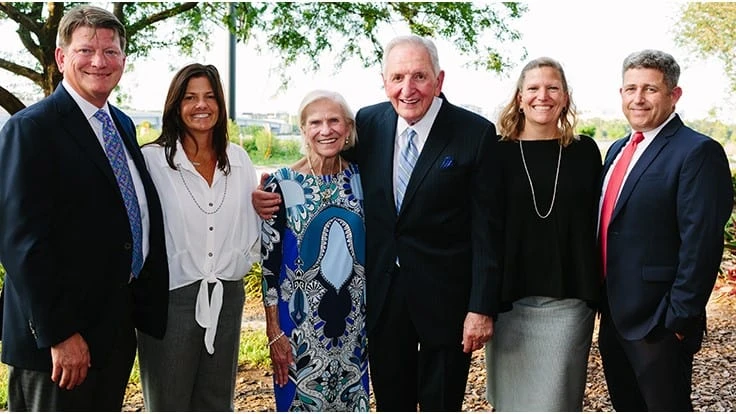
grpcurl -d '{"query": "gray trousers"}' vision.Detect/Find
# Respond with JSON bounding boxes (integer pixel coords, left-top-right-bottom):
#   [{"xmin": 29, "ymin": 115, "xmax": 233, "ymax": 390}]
[{"xmin": 137, "ymin": 279, "xmax": 244, "ymax": 411}]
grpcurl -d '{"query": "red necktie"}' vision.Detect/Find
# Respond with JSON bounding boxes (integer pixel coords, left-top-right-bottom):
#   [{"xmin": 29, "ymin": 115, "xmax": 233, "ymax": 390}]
[{"xmin": 600, "ymin": 131, "xmax": 644, "ymax": 277}]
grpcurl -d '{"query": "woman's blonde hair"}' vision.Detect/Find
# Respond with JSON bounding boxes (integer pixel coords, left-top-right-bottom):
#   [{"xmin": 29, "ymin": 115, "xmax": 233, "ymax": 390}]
[{"xmin": 497, "ymin": 57, "xmax": 578, "ymax": 146}]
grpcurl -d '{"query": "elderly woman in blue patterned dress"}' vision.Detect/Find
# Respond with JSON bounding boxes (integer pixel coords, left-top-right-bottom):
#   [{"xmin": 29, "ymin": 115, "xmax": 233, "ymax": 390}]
[{"xmin": 261, "ymin": 90, "xmax": 369, "ymax": 411}]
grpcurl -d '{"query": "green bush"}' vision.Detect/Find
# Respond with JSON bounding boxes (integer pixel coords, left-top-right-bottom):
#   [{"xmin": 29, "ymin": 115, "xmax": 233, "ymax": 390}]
[
  {"xmin": 239, "ymin": 329, "xmax": 270, "ymax": 368},
  {"xmin": 136, "ymin": 125, "xmax": 160, "ymax": 145},
  {"xmin": 244, "ymin": 262, "xmax": 263, "ymax": 300}
]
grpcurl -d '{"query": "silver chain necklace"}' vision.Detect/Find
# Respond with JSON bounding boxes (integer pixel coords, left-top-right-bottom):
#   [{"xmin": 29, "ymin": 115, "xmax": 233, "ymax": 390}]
[
  {"xmin": 519, "ymin": 140, "xmax": 562, "ymax": 219},
  {"xmin": 307, "ymin": 155, "xmax": 342, "ymax": 200},
  {"xmin": 176, "ymin": 163, "xmax": 228, "ymax": 214}
]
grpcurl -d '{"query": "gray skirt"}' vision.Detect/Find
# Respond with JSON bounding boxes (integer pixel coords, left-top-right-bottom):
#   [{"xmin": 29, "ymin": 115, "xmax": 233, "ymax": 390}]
[{"xmin": 485, "ymin": 296, "xmax": 594, "ymax": 411}]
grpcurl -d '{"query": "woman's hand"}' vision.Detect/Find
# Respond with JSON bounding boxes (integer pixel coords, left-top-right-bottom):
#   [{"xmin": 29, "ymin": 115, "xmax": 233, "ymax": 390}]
[{"xmin": 269, "ymin": 333, "xmax": 293, "ymax": 387}]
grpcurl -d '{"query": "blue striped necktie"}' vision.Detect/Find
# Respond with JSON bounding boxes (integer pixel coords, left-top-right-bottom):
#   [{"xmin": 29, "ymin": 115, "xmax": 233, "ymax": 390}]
[
  {"xmin": 396, "ymin": 128, "xmax": 418, "ymax": 210},
  {"xmin": 94, "ymin": 109, "xmax": 144, "ymax": 278}
]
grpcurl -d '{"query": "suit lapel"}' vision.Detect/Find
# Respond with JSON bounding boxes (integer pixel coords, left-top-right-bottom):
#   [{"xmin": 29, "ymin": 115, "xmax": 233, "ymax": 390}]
[
  {"xmin": 378, "ymin": 106, "xmax": 400, "ymax": 215},
  {"xmin": 611, "ymin": 117, "xmax": 681, "ymax": 221},
  {"xmin": 601, "ymin": 139, "xmax": 626, "ymax": 185},
  {"xmin": 398, "ymin": 101, "xmax": 452, "ymax": 215},
  {"xmin": 53, "ymin": 86, "xmax": 119, "ymax": 189}
]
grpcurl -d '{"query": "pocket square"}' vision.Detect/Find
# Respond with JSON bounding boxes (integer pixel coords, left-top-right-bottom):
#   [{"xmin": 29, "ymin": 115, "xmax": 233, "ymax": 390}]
[{"xmin": 440, "ymin": 156, "xmax": 455, "ymax": 169}]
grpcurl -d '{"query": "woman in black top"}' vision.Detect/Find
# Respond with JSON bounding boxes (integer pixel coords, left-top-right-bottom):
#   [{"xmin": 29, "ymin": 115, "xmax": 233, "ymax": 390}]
[{"xmin": 485, "ymin": 57, "xmax": 602, "ymax": 411}]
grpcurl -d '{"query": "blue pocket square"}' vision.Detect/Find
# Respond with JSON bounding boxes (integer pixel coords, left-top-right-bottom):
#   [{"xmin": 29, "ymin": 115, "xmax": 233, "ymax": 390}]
[{"xmin": 440, "ymin": 156, "xmax": 455, "ymax": 169}]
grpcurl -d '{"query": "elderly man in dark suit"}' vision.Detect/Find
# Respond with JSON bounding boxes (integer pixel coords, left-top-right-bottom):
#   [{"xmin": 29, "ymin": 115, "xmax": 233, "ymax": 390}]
[
  {"xmin": 253, "ymin": 35, "xmax": 500, "ymax": 411},
  {"xmin": 0, "ymin": 5, "xmax": 168, "ymax": 411},
  {"xmin": 355, "ymin": 35, "xmax": 499, "ymax": 411},
  {"xmin": 597, "ymin": 49, "xmax": 733, "ymax": 411}
]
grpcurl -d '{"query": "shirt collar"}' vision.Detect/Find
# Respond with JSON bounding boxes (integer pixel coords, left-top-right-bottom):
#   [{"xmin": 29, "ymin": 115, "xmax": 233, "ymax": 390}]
[
  {"xmin": 62, "ymin": 79, "xmax": 110, "ymax": 121},
  {"xmin": 638, "ymin": 112, "xmax": 676, "ymax": 141},
  {"xmin": 397, "ymin": 96, "xmax": 443, "ymax": 139}
]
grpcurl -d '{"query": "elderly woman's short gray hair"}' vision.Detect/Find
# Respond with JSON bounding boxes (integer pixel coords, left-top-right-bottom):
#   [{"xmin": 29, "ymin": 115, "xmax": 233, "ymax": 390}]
[{"xmin": 297, "ymin": 90, "xmax": 357, "ymax": 150}]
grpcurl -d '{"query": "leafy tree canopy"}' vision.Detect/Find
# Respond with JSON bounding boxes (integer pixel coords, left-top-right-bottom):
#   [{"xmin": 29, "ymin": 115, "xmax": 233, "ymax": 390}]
[
  {"xmin": 0, "ymin": 2, "xmax": 527, "ymax": 114},
  {"xmin": 674, "ymin": 2, "xmax": 736, "ymax": 93}
]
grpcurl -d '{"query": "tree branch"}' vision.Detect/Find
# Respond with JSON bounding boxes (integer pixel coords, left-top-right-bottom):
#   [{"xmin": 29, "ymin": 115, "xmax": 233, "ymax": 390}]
[
  {"xmin": 126, "ymin": 3, "xmax": 200, "ymax": 36},
  {"xmin": 0, "ymin": 84, "xmax": 27, "ymax": 115},
  {"xmin": 16, "ymin": 26, "xmax": 43, "ymax": 62},
  {"xmin": 0, "ymin": 57, "xmax": 42, "ymax": 84},
  {"xmin": 0, "ymin": 2, "xmax": 42, "ymax": 33}
]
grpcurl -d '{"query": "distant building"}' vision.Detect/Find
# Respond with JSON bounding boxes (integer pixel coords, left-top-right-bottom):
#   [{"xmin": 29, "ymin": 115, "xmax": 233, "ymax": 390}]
[
  {"xmin": 127, "ymin": 110, "xmax": 163, "ymax": 130},
  {"xmin": 236, "ymin": 116, "xmax": 293, "ymax": 135}
]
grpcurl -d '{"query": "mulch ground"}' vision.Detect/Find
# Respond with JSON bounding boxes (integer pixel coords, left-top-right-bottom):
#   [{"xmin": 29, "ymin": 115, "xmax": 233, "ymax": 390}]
[{"xmin": 122, "ymin": 283, "xmax": 736, "ymax": 412}]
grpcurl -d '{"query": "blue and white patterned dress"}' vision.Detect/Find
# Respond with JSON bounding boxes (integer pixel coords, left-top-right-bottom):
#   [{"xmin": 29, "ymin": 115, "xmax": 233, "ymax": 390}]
[{"xmin": 261, "ymin": 163, "xmax": 369, "ymax": 412}]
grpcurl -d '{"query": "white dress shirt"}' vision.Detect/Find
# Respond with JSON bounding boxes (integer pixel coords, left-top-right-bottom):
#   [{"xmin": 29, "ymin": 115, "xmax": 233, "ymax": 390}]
[
  {"xmin": 393, "ymin": 96, "xmax": 443, "ymax": 201},
  {"xmin": 63, "ymin": 79, "xmax": 151, "ymax": 262},
  {"xmin": 142, "ymin": 141, "xmax": 260, "ymax": 353}
]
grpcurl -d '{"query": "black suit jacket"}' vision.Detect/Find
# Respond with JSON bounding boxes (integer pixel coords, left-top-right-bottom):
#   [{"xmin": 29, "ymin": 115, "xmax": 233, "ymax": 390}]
[
  {"xmin": 355, "ymin": 97, "xmax": 501, "ymax": 347},
  {"xmin": 601, "ymin": 115, "xmax": 732, "ymax": 341},
  {"xmin": 0, "ymin": 85, "xmax": 169, "ymax": 371}
]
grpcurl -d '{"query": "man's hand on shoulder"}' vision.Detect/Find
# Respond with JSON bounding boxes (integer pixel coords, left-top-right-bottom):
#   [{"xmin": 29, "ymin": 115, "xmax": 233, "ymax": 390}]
[{"xmin": 252, "ymin": 172, "xmax": 281, "ymax": 220}]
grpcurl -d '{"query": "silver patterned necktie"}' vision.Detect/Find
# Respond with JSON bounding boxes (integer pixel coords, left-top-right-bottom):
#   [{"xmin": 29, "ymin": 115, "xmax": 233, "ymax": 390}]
[
  {"xmin": 396, "ymin": 128, "xmax": 418, "ymax": 210},
  {"xmin": 94, "ymin": 109, "xmax": 144, "ymax": 278}
]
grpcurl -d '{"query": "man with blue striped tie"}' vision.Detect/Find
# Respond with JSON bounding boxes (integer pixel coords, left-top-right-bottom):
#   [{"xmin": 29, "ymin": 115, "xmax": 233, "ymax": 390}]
[
  {"xmin": 0, "ymin": 5, "xmax": 168, "ymax": 411},
  {"xmin": 353, "ymin": 35, "xmax": 500, "ymax": 411}
]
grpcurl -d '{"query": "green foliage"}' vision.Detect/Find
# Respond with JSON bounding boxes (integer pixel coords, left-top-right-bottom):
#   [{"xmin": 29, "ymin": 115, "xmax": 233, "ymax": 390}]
[
  {"xmin": 0, "ymin": 2, "xmax": 206, "ymax": 110},
  {"xmin": 136, "ymin": 125, "xmax": 161, "ymax": 146},
  {"xmin": 578, "ymin": 116, "xmax": 736, "ymax": 145},
  {"xmin": 577, "ymin": 124, "xmax": 597, "ymax": 138},
  {"xmin": 685, "ymin": 118, "xmax": 734, "ymax": 145},
  {"xmin": 576, "ymin": 118, "xmax": 631, "ymax": 140},
  {"xmin": 0, "ymin": 262, "xmax": 4, "ymax": 289},
  {"xmin": 225, "ymin": 2, "xmax": 527, "ymax": 82},
  {"xmin": 239, "ymin": 329, "xmax": 270, "ymax": 368},
  {"xmin": 675, "ymin": 3, "xmax": 736, "ymax": 94},
  {"xmin": 243, "ymin": 128, "xmax": 302, "ymax": 166},
  {"xmin": 0, "ymin": 2, "xmax": 527, "ymax": 114},
  {"xmin": 244, "ymin": 262, "xmax": 263, "ymax": 301},
  {"xmin": 720, "ymin": 172, "xmax": 736, "ymax": 282},
  {"xmin": 0, "ymin": 361, "xmax": 6, "ymax": 409}
]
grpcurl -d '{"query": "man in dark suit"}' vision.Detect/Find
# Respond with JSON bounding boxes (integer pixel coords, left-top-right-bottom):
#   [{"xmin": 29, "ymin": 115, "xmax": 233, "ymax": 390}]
[
  {"xmin": 252, "ymin": 36, "xmax": 500, "ymax": 410},
  {"xmin": 0, "ymin": 5, "xmax": 168, "ymax": 411},
  {"xmin": 354, "ymin": 35, "xmax": 499, "ymax": 411},
  {"xmin": 597, "ymin": 49, "xmax": 733, "ymax": 411}
]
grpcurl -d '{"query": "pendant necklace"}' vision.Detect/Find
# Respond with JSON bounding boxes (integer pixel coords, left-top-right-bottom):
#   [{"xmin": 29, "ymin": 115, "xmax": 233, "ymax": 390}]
[
  {"xmin": 519, "ymin": 140, "xmax": 561, "ymax": 219},
  {"xmin": 176, "ymin": 163, "xmax": 228, "ymax": 214},
  {"xmin": 307, "ymin": 155, "xmax": 342, "ymax": 201}
]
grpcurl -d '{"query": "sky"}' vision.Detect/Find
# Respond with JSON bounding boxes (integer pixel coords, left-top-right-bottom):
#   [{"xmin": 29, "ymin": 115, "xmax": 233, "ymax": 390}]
[{"xmin": 2, "ymin": 2, "xmax": 735, "ymax": 123}]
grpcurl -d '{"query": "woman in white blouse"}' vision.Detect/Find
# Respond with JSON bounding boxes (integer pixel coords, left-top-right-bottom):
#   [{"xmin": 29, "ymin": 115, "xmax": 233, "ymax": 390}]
[{"xmin": 137, "ymin": 63, "xmax": 259, "ymax": 411}]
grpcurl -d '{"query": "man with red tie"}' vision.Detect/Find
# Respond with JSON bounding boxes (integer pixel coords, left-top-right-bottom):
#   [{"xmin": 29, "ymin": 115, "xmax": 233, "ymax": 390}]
[{"xmin": 597, "ymin": 49, "xmax": 733, "ymax": 411}]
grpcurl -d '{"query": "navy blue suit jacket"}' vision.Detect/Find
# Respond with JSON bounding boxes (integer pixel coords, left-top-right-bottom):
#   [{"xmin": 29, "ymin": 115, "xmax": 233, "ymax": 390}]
[
  {"xmin": 0, "ymin": 85, "xmax": 169, "ymax": 371},
  {"xmin": 601, "ymin": 115, "xmax": 732, "ymax": 341},
  {"xmin": 354, "ymin": 97, "xmax": 501, "ymax": 347}
]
